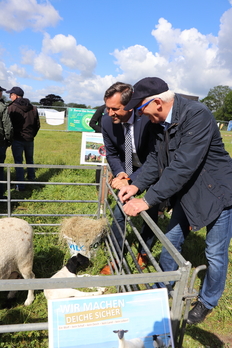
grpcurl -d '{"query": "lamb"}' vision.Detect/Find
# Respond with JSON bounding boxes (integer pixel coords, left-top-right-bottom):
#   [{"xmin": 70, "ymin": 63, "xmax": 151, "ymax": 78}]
[
  {"xmin": 0, "ymin": 217, "xmax": 35, "ymax": 306},
  {"xmin": 152, "ymin": 335, "xmax": 165, "ymax": 348},
  {"xmin": 113, "ymin": 330, "xmax": 145, "ymax": 348},
  {"xmin": 44, "ymin": 254, "xmax": 105, "ymax": 300}
]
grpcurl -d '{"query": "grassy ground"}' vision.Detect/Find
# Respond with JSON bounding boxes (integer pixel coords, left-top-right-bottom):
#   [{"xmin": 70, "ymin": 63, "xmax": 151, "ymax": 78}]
[{"xmin": 0, "ymin": 126, "xmax": 231, "ymax": 347}]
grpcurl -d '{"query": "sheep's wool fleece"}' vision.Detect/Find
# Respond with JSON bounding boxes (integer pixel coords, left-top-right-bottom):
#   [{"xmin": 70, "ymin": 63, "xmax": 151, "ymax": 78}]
[{"xmin": 60, "ymin": 217, "xmax": 107, "ymax": 258}]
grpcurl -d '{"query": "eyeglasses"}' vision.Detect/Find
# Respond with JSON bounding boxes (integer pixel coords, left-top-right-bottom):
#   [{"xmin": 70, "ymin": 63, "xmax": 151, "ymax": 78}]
[{"xmin": 136, "ymin": 98, "xmax": 154, "ymax": 115}]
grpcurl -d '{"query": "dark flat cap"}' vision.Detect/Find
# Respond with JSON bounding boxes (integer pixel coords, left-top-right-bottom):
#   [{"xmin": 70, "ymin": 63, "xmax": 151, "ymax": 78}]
[
  {"xmin": 6, "ymin": 86, "xmax": 24, "ymax": 97},
  {"xmin": 124, "ymin": 77, "xmax": 169, "ymax": 110}
]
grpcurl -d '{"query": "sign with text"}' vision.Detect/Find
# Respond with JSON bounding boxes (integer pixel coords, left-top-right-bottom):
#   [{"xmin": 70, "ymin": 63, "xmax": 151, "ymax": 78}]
[
  {"xmin": 48, "ymin": 288, "xmax": 174, "ymax": 348},
  {"xmin": 80, "ymin": 132, "xmax": 107, "ymax": 166},
  {"xmin": 67, "ymin": 108, "xmax": 95, "ymax": 132}
]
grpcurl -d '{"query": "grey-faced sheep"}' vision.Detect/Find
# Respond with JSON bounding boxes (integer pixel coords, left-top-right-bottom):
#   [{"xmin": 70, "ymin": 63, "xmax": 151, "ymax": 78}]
[
  {"xmin": 0, "ymin": 217, "xmax": 35, "ymax": 306},
  {"xmin": 113, "ymin": 330, "xmax": 145, "ymax": 348},
  {"xmin": 44, "ymin": 254, "xmax": 105, "ymax": 300}
]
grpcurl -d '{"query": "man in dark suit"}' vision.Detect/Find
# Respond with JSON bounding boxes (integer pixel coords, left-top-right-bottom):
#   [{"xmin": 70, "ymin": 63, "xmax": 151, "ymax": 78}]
[
  {"xmin": 101, "ymin": 82, "xmax": 158, "ymax": 274},
  {"xmin": 89, "ymin": 104, "xmax": 105, "ymax": 133}
]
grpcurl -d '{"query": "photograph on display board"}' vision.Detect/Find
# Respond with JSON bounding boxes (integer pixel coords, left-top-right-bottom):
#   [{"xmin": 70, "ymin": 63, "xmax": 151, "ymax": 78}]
[
  {"xmin": 48, "ymin": 288, "xmax": 174, "ymax": 348},
  {"xmin": 80, "ymin": 132, "xmax": 107, "ymax": 165}
]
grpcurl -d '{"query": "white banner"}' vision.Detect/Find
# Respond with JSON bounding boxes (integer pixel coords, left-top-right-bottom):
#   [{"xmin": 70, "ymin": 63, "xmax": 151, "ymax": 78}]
[{"xmin": 45, "ymin": 111, "xmax": 65, "ymax": 125}]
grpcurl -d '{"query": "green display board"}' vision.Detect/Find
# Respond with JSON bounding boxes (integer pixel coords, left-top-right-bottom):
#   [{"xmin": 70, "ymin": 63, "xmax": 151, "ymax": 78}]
[{"xmin": 67, "ymin": 108, "xmax": 95, "ymax": 132}]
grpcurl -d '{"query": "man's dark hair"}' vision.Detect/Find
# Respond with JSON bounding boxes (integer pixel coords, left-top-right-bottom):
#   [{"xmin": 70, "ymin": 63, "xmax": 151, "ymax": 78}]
[{"xmin": 104, "ymin": 82, "xmax": 133, "ymax": 106}]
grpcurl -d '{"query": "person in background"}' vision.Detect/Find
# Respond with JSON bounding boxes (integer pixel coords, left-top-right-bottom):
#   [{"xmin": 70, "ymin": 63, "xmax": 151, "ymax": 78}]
[
  {"xmin": 119, "ymin": 76, "xmax": 232, "ymax": 325},
  {"xmin": 101, "ymin": 82, "xmax": 159, "ymax": 274},
  {"xmin": 89, "ymin": 104, "xmax": 106, "ymax": 188},
  {"xmin": 89, "ymin": 104, "xmax": 105, "ymax": 133},
  {"xmin": 0, "ymin": 86, "xmax": 13, "ymax": 199},
  {"xmin": 6, "ymin": 86, "xmax": 40, "ymax": 191}
]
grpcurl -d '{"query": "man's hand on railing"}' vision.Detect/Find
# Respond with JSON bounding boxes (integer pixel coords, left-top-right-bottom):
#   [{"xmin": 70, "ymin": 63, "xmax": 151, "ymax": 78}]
[
  {"xmin": 111, "ymin": 177, "xmax": 130, "ymax": 190},
  {"xmin": 118, "ymin": 184, "xmax": 139, "ymax": 203},
  {"xmin": 122, "ymin": 197, "xmax": 149, "ymax": 216}
]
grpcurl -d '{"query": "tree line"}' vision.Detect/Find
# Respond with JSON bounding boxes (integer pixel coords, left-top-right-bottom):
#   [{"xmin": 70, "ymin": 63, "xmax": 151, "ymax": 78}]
[
  {"xmin": 35, "ymin": 94, "xmax": 98, "ymax": 110},
  {"xmin": 32, "ymin": 86, "xmax": 232, "ymax": 122},
  {"xmin": 200, "ymin": 86, "xmax": 232, "ymax": 121}
]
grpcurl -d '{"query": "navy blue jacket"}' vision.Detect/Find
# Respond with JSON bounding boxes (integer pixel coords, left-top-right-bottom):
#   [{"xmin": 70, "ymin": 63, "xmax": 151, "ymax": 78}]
[
  {"xmin": 133, "ymin": 94, "xmax": 232, "ymax": 231},
  {"xmin": 101, "ymin": 113, "xmax": 153, "ymax": 182}
]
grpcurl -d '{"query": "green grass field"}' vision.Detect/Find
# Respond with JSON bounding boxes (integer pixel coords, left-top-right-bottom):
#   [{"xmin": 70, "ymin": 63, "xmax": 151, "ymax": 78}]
[{"xmin": 0, "ymin": 126, "xmax": 231, "ymax": 347}]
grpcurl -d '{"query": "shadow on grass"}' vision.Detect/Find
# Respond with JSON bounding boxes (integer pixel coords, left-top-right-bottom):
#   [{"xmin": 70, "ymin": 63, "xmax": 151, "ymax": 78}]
[
  {"xmin": 184, "ymin": 326, "xmax": 226, "ymax": 348},
  {"xmin": 20, "ymin": 167, "xmax": 65, "ymax": 194},
  {"xmin": 33, "ymin": 245, "xmax": 65, "ymax": 278},
  {"xmin": 0, "ymin": 167, "xmax": 65, "ymax": 214}
]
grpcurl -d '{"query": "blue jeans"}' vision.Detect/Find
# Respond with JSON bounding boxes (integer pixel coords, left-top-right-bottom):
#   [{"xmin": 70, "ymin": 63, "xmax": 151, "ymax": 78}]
[
  {"xmin": 12, "ymin": 140, "xmax": 35, "ymax": 190},
  {"xmin": 0, "ymin": 145, "xmax": 7, "ymax": 197},
  {"xmin": 111, "ymin": 203, "xmax": 158, "ymax": 254},
  {"xmin": 153, "ymin": 199, "xmax": 232, "ymax": 309}
]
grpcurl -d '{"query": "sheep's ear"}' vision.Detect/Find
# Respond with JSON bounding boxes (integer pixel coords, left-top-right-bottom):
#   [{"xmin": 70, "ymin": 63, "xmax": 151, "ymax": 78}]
[
  {"xmin": 113, "ymin": 330, "xmax": 118, "ymax": 333},
  {"xmin": 76, "ymin": 253, "xmax": 90, "ymax": 267},
  {"xmin": 65, "ymin": 257, "xmax": 78, "ymax": 274},
  {"xmin": 124, "ymin": 330, "xmax": 128, "ymax": 333}
]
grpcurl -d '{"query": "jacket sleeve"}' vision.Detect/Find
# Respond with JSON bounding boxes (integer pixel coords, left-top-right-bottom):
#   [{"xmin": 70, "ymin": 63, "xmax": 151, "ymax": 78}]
[
  {"xmin": 89, "ymin": 105, "xmax": 105, "ymax": 133},
  {"xmin": 102, "ymin": 121, "xmax": 125, "ymax": 177},
  {"xmin": 33, "ymin": 107, "xmax": 40, "ymax": 137},
  {"xmin": 143, "ymin": 106, "xmax": 215, "ymax": 207},
  {"xmin": 2, "ymin": 105, "xmax": 13, "ymax": 146}
]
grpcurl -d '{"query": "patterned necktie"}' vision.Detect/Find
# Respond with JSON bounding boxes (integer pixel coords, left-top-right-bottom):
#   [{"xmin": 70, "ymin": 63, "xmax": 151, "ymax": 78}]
[{"xmin": 124, "ymin": 123, "xmax": 133, "ymax": 176}]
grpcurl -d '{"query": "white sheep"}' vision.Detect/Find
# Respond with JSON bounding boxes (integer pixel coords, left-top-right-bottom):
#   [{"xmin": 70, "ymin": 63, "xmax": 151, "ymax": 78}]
[
  {"xmin": 152, "ymin": 334, "xmax": 165, "ymax": 348},
  {"xmin": 167, "ymin": 335, "xmax": 172, "ymax": 347},
  {"xmin": 44, "ymin": 254, "xmax": 105, "ymax": 300},
  {"xmin": 0, "ymin": 217, "xmax": 35, "ymax": 306},
  {"xmin": 113, "ymin": 330, "xmax": 145, "ymax": 348}
]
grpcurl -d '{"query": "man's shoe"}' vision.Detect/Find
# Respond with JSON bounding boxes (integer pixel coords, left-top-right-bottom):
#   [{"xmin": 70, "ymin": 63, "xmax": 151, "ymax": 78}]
[
  {"xmin": 137, "ymin": 253, "xmax": 148, "ymax": 268},
  {"xmin": 187, "ymin": 300, "xmax": 212, "ymax": 325}
]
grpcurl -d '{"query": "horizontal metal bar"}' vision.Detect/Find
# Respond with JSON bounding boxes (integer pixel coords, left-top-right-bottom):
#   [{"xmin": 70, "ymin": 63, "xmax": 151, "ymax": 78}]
[
  {"xmin": 9, "ymin": 200, "xmax": 98, "ymax": 203},
  {"xmin": 9, "ymin": 214, "xmax": 97, "ymax": 217},
  {"xmin": 0, "ymin": 163, "xmax": 98, "ymax": 169},
  {"xmin": 1, "ymin": 181, "xmax": 97, "ymax": 186},
  {"xmin": 0, "ymin": 271, "xmax": 183, "ymax": 291},
  {"xmin": 0, "ymin": 323, "xmax": 48, "ymax": 333}
]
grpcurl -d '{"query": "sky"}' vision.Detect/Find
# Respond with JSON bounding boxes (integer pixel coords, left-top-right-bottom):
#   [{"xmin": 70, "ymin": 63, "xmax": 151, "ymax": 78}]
[{"xmin": 0, "ymin": 0, "xmax": 232, "ymax": 107}]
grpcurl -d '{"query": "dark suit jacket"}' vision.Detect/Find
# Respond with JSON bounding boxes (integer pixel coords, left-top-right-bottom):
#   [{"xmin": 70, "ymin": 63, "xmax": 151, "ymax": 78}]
[{"xmin": 101, "ymin": 112, "xmax": 153, "ymax": 182}]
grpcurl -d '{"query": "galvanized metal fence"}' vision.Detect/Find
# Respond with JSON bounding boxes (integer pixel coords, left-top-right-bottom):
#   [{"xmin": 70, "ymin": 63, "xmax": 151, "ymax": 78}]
[{"xmin": 0, "ymin": 164, "xmax": 203, "ymax": 347}]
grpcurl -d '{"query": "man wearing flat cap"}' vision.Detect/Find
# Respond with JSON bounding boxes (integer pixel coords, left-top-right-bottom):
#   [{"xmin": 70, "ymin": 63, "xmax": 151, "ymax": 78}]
[
  {"xmin": 0, "ymin": 86, "xmax": 13, "ymax": 199},
  {"xmin": 6, "ymin": 86, "xmax": 40, "ymax": 191},
  {"xmin": 119, "ymin": 77, "xmax": 232, "ymax": 325}
]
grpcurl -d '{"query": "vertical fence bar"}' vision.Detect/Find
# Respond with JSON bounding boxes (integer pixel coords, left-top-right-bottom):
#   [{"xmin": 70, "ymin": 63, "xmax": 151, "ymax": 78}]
[{"xmin": 6, "ymin": 166, "xmax": 11, "ymax": 217}]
